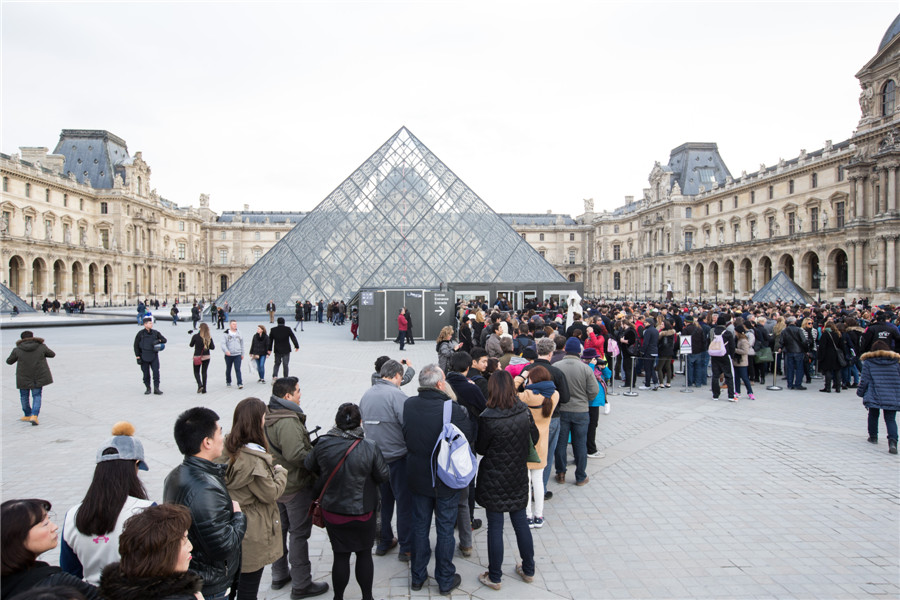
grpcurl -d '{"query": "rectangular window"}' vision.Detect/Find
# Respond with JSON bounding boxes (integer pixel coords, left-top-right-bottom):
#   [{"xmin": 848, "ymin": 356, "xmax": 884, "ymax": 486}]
[
  {"xmin": 79, "ymin": 226, "xmax": 86, "ymax": 245},
  {"xmin": 2, "ymin": 177, "xmax": 7, "ymax": 192},
  {"xmin": 253, "ymin": 249, "xmax": 262, "ymax": 261},
  {"xmin": 733, "ymin": 196, "xmax": 738, "ymax": 209},
  {"xmin": 178, "ymin": 242, "xmax": 186, "ymax": 260},
  {"xmin": 100, "ymin": 202, "xmax": 108, "ymax": 214},
  {"xmin": 768, "ymin": 216, "xmax": 775, "ymax": 237},
  {"xmin": 684, "ymin": 231, "xmax": 693, "ymax": 251},
  {"xmin": 539, "ymin": 250, "xmax": 545, "ymax": 258},
  {"xmin": 749, "ymin": 220, "xmax": 757, "ymax": 239},
  {"xmin": 100, "ymin": 229, "xmax": 109, "ymax": 249},
  {"xmin": 25, "ymin": 183, "xmax": 31, "ymax": 198},
  {"xmin": 2, "ymin": 210, "xmax": 11, "ymax": 233},
  {"xmin": 79, "ymin": 198, "xmax": 84, "ymax": 211},
  {"xmin": 569, "ymin": 233, "xmax": 575, "ymax": 241},
  {"xmin": 684, "ymin": 207, "xmax": 692, "ymax": 219},
  {"xmin": 220, "ymin": 249, "xmax": 228, "ymax": 265},
  {"xmin": 221, "ymin": 231, "xmax": 227, "ymax": 240},
  {"xmin": 568, "ymin": 250, "xmax": 576, "ymax": 265},
  {"xmin": 614, "ymin": 225, "xmax": 619, "ymax": 233},
  {"xmin": 613, "ymin": 244, "xmax": 621, "ymax": 260},
  {"xmin": 62, "ymin": 223, "xmax": 70, "ymax": 242},
  {"xmin": 25, "ymin": 215, "xmax": 33, "ymax": 235},
  {"xmin": 811, "ymin": 173, "xmax": 818, "ymax": 188},
  {"xmin": 705, "ymin": 204, "xmax": 710, "ymax": 216},
  {"xmin": 751, "ymin": 190, "xmax": 756, "ymax": 204},
  {"xmin": 789, "ymin": 180, "xmax": 795, "ymax": 194},
  {"xmin": 810, "ymin": 207, "xmax": 819, "ymax": 232},
  {"xmin": 768, "ymin": 186, "xmax": 773, "ymax": 199},
  {"xmin": 255, "ymin": 231, "xmax": 261, "ymax": 240},
  {"xmin": 733, "ymin": 224, "xmax": 739, "ymax": 241},
  {"xmin": 788, "ymin": 212, "xmax": 796, "ymax": 235},
  {"xmin": 178, "ymin": 221, "xmax": 185, "ymax": 231},
  {"xmin": 836, "ymin": 202, "xmax": 845, "ymax": 228},
  {"xmin": 539, "ymin": 233, "xmax": 545, "ymax": 241},
  {"xmin": 837, "ymin": 165, "xmax": 845, "ymax": 182},
  {"xmin": 63, "ymin": 194, "xmax": 68, "ymax": 207},
  {"xmin": 275, "ymin": 232, "xmax": 281, "ymax": 240},
  {"xmin": 521, "ymin": 233, "xmax": 526, "ymax": 240},
  {"xmin": 178, "ymin": 272, "xmax": 186, "ymax": 292},
  {"xmin": 44, "ymin": 220, "xmax": 52, "ymax": 240},
  {"xmin": 45, "ymin": 189, "xmax": 50, "ymax": 202},
  {"xmin": 718, "ymin": 199, "xmax": 723, "ymax": 212}
]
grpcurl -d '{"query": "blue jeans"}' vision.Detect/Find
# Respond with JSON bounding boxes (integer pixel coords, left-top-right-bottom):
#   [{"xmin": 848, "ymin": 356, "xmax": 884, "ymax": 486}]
[
  {"xmin": 395, "ymin": 330, "xmax": 406, "ymax": 350},
  {"xmin": 224, "ymin": 355, "xmax": 243, "ymax": 385},
  {"xmin": 687, "ymin": 353, "xmax": 704, "ymax": 386},
  {"xmin": 542, "ymin": 417, "xmax": 561, "ymax": 489},
  {"xmin": 484, "ymin": 508, "xmax": 535, "ymax": 584},
  {"xmin": 868, "ymin": 409, "xmax": 898, "ymax": 441},
  {"xmin": 734, "ymin": 365, "xmax": 753, "ymax": 395},
  {"xmin": 643, "ymin": 355, "xmax": 659, "ymax": 387},
  {"xmin": 378, "ymin": 456, "xmax": 413, "ymax": 554},
  {"xmin": 410, "ymin": 491, "xmax": 459, "ymax": 591},
  {"xmin": 555, "ymin": 411, "xmax": 589, "ymax": 483},
  {"xmin": 19, "ymin": 388, "xmax": 42, "ymax": 417},
  {"xmin": 841, "ymin": 361, "xmax": 860, "ymax": 386},
  {"xmin": 255, "ymin": 355, "xmax": 267, "ymax": 380},
  {"xmin": 785, "ymin": 352, "xmax": 804, "ymax": 389}
]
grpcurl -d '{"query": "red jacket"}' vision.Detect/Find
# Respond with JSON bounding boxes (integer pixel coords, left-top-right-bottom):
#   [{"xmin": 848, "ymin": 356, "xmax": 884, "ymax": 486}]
[{"xmin": 398, "ymin": 314, "xmax": 408, "ymax": 332}]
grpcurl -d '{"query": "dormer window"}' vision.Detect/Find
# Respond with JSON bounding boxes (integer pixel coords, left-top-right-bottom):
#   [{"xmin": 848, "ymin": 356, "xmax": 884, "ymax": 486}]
[{"xmin": 883, "ymin": 80, "xmax": 895, "ymax": 116}]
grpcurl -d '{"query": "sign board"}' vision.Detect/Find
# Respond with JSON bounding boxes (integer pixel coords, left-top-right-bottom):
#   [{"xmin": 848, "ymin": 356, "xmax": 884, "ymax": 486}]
[
  {"xmin": 361, "ymin": 291, "xmax": 374, "ymax": 306},
  {"xmin": 679, "ymin": 338, "xmax": 693, "ymax": 355},
  {"xmin": 432, "ymin": 292, "xmax": 450, "ymax": 317},
  {"xmin": 424, "ymin": 291, "xmax": 455, "ymax": 338}
]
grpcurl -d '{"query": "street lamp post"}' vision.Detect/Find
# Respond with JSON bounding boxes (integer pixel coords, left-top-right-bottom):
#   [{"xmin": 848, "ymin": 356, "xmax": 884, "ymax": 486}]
[
  {"xmin": 30, "ymin": 281, "xmax": 34, "ymax": 308},
  {"xmin": 92, "ymin": 284, "xmax": 96, "ymax": 308}
]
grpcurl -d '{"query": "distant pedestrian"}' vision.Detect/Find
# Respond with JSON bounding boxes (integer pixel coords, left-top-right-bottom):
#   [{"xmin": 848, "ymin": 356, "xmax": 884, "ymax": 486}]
[
  {"xmin": 267, "ymin": 300, "xmax": 277, "ymax": 324},
  {"xmin": 189, "ymin": 323, "xmax": 215, "ymax": 394},
  {"xmin": 223, "ymin": 320, "xmax": 244, "ymax": 389},
  {"xmin": 249, "ymin": 324, "xmax": 270, "ymax": 384},
  {"xmin": 268, "ymin": 317, "xmax": 299, "ymax": 379},
  {"xmin": 395, "ymin": 308, "xmax": 408, "ymax": 351},
  {"xmin": 404, "ymin": 308, "xmax": 415, "ymax": 345},
  {"xmin": 170, "ymin": 304, "xmax": 179, "ymax": 326},
  {"xmin": 133, "ymin": 317, "xmax": 166, "ymax": 396},
  {"xmin": 6, "ymin": 330, "xmax": 55, "ymax": 426},
  {"xmin": 190, "ymin": 303, "xmax": 200, "ymax": 331}
]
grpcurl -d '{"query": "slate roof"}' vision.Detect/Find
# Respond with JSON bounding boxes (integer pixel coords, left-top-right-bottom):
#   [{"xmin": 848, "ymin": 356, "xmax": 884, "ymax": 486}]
[
  {"xmin": 499, "ymin": 213, "xmax": 578, "ymax": 226},
  {"xmin": 665, "ymin": 142, "xmax": 733, "ymax": 197},
  {"xmin": 53, "ymin": 130, "xmax": 130, "ymax": 189},
  {"xmin": 879, "ymin": 13, "xmax": 900, "ymax": 51},
  {"xmin": 217, "ymin": 211, "xmax": 308, "ymax": 224}
]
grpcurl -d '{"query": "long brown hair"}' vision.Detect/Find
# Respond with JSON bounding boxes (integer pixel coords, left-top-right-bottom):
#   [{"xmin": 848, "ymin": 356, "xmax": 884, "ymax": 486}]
[
  {"xmin": 118, "ymin": 503, "xmax": 191, "ymax": 578},
  {"xmin": 225, "ymin": 397, "xmax": 268, "ymax": 464},
  {"xmin": 487, "ymin": 370, "xmax": 518, "ymax": 410},
  {"xmin": 198, "ymin": 322, "xmax": 211, "ymax": 348},
  {"xmin": 1, "ymin": 499, "xmax": 51, "ymax": 575},
  {"xmin": 526, "ymin": 365, "xmax": 555, "ymax": 417}
]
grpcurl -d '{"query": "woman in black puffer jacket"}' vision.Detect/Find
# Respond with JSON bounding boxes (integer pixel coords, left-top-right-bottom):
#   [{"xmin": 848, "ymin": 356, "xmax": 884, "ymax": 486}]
[
  {"xmin": 305, "ymin": 404, "xmax": 389, "ymax": 600},
  {"xmin": 474, "ymin": 371, "xmax": 539, "ymax": 590}
]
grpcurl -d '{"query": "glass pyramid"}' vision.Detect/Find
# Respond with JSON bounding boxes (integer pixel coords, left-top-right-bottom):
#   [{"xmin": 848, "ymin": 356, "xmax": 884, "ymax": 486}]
[
  {"xmin": 0, "ymin": 282, "xmax": 35, "ymax": 313},
  {"xmin": 217, "ymin": 127, "xmax": 566, "ymax": 311},
  {"xmin": 751, "ymin": 271, "xmax": 815, "ymax": 304}
]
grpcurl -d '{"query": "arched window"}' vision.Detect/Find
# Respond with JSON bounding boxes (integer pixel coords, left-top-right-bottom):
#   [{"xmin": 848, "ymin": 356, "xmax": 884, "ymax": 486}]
[
  {"xmin": 539, "ymin": 233, "xmax": 544, "ymax": 241},
  {"xmin": 568, "ymin": 274, "xmax": 576, "ymax": 282},
  {"xmin": 883, "ymin": 80, "xmax": 895, "ymax": 116},
  {"xmin": 613, "ymin": 272, "xmax": 621, "ymax": 290}
]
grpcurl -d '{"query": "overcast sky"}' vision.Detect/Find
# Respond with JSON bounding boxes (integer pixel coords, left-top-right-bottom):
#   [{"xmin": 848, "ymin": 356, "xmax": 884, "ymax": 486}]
[{"xmin": 2, "ymin": 1, "xmax": 897, "ymax": 217}]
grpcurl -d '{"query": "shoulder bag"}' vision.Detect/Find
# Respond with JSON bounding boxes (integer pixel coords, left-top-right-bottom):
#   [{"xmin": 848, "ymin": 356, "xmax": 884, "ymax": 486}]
[
  {"xmin": 830, "ymin": 334, "xmax": 848, "ymax": 369},
  {"xmin": 308, "ymin": 439, "xmax": 361, "ymax": 528}
]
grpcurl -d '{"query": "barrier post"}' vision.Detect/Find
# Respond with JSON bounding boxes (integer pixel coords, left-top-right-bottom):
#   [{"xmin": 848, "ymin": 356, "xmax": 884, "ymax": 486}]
[
  {"xmin": 623, "ymin": 356, "xmax": 639, "ymax": 397},
  {"xmin": 767, "ymin": 351, "xmax": 783, "ymax": 391}
]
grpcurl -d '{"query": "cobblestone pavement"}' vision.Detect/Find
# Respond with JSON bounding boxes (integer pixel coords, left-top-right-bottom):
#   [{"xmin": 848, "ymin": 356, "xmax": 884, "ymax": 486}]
[{"xmin": 2, "ymin": 318, "xmax": 898, "ymax": 599}]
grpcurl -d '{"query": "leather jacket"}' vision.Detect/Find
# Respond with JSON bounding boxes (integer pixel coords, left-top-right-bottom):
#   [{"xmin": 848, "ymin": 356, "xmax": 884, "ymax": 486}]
[
  {"xmin": 777, "ymin": 324, "xmax": 807, "ymax": 354},
  {"xmin": 163, "ymin": 456, "xmax": 246, "ymax": 596},
  {"xmin": 304, "ymin": 429, "xmax": 389, "ymax": 515}
]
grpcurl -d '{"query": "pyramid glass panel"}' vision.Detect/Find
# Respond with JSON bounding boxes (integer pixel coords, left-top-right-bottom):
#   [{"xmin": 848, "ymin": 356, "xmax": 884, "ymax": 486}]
[
  {"xmin": 751, "ymin": 271, "xmax": 815, "ymax": 304},
  {"xmin": 216, "ymin": 127, "xmax": 566, "ymax": 312}
]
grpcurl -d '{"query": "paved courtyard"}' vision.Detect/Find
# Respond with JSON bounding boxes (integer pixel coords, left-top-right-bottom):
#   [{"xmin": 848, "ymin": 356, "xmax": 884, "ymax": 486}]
[{"xmin": 2, "ymin": 314, "xmax": 898, "ymax": 599}]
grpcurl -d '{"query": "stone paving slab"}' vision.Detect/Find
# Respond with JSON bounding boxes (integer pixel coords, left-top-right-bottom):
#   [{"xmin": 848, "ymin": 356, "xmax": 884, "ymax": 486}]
[{"xmin": 2, "ymin": 318, "xmax": 898, "ymax": 599}]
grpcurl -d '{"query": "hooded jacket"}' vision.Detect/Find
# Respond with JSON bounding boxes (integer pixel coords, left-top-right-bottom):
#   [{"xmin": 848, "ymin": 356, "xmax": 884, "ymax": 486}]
[
  {"xmin": 98, "ymin": 563, "xmax": 203, "ymax": 600},
  {"xmin": 264, "ymin": 395, "xmax": 315, "ymax": 495},
  {"xmin": 162, "ymin": 456, "xmax": 246, "ymax": 597},
  {"xmin": 222, "ymin": 329, "xmax": 244, "ymax": 356},
  {"xmin": 860, "ymin": 320, "xmax": 900, "ymax": 353},
  {"xmin": 474, "ymin": 401, "xmax": 539, "ymax": 512},
  {"xmin": 554, "ymin": 355, "xmax": 598, "ymax": 413},
  {"xmin": 6, "ymin": 336, "xmax": 55, "ymax": 389},
  {"xmin": 360, "ymin": 378, "xmax": 409, "ymax": 462},
  {"xmin": 304, "ymin": 427, "xmax": 389, "ymax": 515},
  {"xmin": 857, "ymin": 350, "xmax": 900, "ymax": 411},
  {"xmin": 225, "ymin": 446, "xmax": 287, "ymax": 572},
  {"xmin": 816, "ymin": 329, "xmax": 844, "ymax": 372}
]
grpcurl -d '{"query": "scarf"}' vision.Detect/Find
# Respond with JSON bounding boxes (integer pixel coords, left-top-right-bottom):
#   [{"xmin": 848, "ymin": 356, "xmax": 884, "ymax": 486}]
[
  {"xmin": 326, "ymin": 425, "xmax": 365, "ymax": 440},
  {"xmin": 525, "ymin": 380, "xmax": 556, "ymax": 399}
]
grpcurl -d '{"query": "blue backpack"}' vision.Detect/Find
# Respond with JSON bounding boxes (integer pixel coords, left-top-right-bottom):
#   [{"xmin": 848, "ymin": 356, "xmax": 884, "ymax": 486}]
[{"xmin": 431, "ymin": 400, "xmax": 476, "ymax": 489}]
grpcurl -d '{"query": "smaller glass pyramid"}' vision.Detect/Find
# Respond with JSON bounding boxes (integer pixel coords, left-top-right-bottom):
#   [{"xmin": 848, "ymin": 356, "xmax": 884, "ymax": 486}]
[
  {"xmin": 751, "ymin": 271, "xmax": 815, "ymax": 304},
  {"xmin": 217, "ymin": 127, "xmax": 565, "ymax": 311},
  {"xmin": 0, "ymin": 282, "xmax": 35, "ymax": 313}
]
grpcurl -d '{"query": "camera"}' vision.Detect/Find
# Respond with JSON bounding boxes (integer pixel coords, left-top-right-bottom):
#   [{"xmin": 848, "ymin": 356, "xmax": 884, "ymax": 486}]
[{"xmin": 401, "ymin": 359, "xmax": 407, "ymax": 365}]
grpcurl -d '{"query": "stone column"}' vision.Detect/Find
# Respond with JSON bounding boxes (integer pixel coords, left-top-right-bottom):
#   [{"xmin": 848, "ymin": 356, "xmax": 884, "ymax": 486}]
[
  {"xmin": 849, "ymin": 176, "xmax": 858, "ymax": 219},
  {"xmin": 847, "ymin": 241, "xmax": 856, "ymax": 291},
  {"xmin": 889, "ymin": 166, "xmax": 898, "ymax": 213},
  {"xmin": 877, "ymin": 237, "xmax": 887, "ymax": 290},
  {"xmin": 887, "ymin": 236, "xmax": 897, "ymax": 290},
  {"xmin": 855, "ymin": 241, "xmax": 866, "ymax": 291}
]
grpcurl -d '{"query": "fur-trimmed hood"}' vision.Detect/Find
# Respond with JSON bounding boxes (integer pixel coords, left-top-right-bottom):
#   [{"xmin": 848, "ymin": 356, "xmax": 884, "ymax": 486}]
[
  {"xmin": 659, "ymin": 329, "xmax": 676, "ymax": 338},
  {"xmin": 99, "ymin": 563, "xmax": 203, "ymax": 600},
  {"xmin": 860, "ymin": 349, "xmax": 900, "ymax": 362},
  {"xmin": 845, "ymin": 326, "xmax": 866, "ymax": 334}
]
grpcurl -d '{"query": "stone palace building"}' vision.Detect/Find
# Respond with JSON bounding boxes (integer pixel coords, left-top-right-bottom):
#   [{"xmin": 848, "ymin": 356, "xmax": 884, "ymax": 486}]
[{"xmin": 2, "ymin": 15, "xmax": 899, "ymax": 306}]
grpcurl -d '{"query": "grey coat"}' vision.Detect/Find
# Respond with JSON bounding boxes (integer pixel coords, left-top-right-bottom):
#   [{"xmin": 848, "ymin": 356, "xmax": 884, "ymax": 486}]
[
  {"xmin": 359, "ymin": 378, "xmax": 409, "ymax": 462},
  {"xmin": 554, "ymin": 355, "xmax": 599, "ymax": 413}
]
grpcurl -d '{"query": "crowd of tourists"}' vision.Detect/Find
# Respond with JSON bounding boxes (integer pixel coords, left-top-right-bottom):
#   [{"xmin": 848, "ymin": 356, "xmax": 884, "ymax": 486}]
[{"xmin": 4, "ymin": 295, "xmax": 899, "ymax": 600}]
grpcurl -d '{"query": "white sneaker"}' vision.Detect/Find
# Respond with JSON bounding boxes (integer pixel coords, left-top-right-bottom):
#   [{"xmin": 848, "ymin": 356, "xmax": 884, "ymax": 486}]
[
  {"xmin": 604, "ymin": 402, "xmax": 611, "ymax": 415},
  {"xmin": 638, "ymin": 385, "xmax": 652, "ymax": 390},
  {"xmin": 587, "ymin": 451, "xmax": 605, "ymax": 459}
]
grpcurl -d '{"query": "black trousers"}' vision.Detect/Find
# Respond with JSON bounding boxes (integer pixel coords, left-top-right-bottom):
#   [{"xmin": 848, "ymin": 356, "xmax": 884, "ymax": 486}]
[
  {"xmin": 711, "ymin": 357, "xmax": 734, "ymax": 399},
  {"xmin": 587, "ymin": 406, "xmax": 600, "ymax": 454},
  {"xmin": 140, "ymin": 356, "xmax": 160, "ymax": 388}
]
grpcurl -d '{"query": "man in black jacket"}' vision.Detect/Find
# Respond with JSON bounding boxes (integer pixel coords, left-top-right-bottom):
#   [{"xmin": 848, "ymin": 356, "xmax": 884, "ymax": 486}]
[
  {"xmin": 163, "ymin": 407, "xmax": 246, "ymax": 600},
  {"xmin": 710, "ymin": 314, "xmax": 737, "ymax": 401},
  {"xmin": 777, "ymin": 316, "xmax": 808, "ymax": 390},
  {"xmin": 860, "ymin": 311, "xmax": 900, "ymax": 353},
  {"xmin": 402, "ymin": 364, "xmax": 471, "ymax": 596},
  {"xmin": 133, "ymin": 316, "xmax": 166, "ymax": 395},
  {"xmin": 268, "ymin": 317, "xmax": 299, "ymax": 378}
]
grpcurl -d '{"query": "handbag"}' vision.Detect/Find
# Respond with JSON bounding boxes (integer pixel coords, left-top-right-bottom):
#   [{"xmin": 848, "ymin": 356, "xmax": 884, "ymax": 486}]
[
  {"xmin": 308, "ymin": 439, "xmax": 361, "ymax": 528},
  {"xmin": 192, "ymin": 356, "xmax": 202, "ymax": 366},
  {"xmin": 754, "ymin": 346, "xmax": 774, "ymax": 363},
  {"xmin": 830, "ymin": 335, "xmax": 848, "ymax": 369}
]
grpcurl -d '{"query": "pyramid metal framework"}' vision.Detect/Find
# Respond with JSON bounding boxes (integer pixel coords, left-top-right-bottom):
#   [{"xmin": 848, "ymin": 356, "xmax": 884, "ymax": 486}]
[
  {"xmin": 751, "ymin": 271, "xmax": 815, "ymax": 304},
  {"xmin": 216, "ymin": 127, "xmax": 566, "ymax": 311},
  {"xmin": 0, "ymin": 282, "xmax": 35, "ymax": 313}
]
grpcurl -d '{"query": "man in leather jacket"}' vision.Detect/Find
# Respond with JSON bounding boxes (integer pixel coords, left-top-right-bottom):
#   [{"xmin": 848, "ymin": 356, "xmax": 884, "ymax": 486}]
[
  {"xmin": 133, "ymin": 316, "xmax": 166, "ymax": 395},
  {"xmin": 776, "ymin": 316, "xmax": 808, "ymax": 390},
  {"xmin": 163, "ymin": 407, "xmax": 246, "ymax": 600}
]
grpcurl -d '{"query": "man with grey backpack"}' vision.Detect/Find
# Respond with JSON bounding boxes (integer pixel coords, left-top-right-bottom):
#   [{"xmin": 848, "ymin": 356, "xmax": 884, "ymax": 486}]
[{"xmin": 402, "ymin": 364, "xmax": 473, "ymax": 596}]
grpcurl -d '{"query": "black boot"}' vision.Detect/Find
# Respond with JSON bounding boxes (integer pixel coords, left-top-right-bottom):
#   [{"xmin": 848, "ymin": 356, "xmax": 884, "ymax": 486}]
[
  {"xmin": 154, "ymin": 387, "xmax": 163, "ymax": 395},
  {"xmin": 890, "ymin": 440, "xmax": 898, "ymax": 455},
  {"xmin": 867, "ymin": 436, "xmax": 878, "ymax": 444},
  {"xmin": 144, "ymin": 387, "xmax": 151, "ymax": 395}
]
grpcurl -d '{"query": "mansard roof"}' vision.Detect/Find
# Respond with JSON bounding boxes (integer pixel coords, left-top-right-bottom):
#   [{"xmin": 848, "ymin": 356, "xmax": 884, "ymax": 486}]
[
  {"xmin": 500, "ymin": 213, "xmax": 578, "ymax": 226},
  {"xmin": 664, "ymin": 142, "xmax": 732, "ymax": 197},
  {"xmin": 53, "ymin": 130, "xmax": 130, "ymax": 189},
  {"xmin": 879, "ymin": 13, "xmax": 900, "ymax": 52},
  {"xmin": 217, "ymin": 211, "xmax": 309, "ymax": 224}
]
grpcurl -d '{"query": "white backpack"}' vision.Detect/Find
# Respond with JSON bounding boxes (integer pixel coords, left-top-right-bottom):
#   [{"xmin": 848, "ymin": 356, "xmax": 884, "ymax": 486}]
[
  {"xmin": 431, "ymin": 400, "xmax": 476, "ymax": 489},
  {"xmin": 708, "ymin": 330, "xmax": 727, "ymax": 357}
]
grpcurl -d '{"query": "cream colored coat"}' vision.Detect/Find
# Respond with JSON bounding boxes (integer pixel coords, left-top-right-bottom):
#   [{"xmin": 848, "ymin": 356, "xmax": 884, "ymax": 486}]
[
  {"xmin": 225, "ymin": 446, "xmax": 288, "ymax": 573},
  {"xmin": 518, "ymin": 389, "xmax": 560, "ymax": 470}
]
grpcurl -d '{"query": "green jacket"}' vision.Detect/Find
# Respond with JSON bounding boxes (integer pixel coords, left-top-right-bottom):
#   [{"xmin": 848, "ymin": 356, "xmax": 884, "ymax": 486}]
[
  {"xmin": 6, "ymin": 337, "xmax": 55, "ymax": 389},
  {"xmin": 264, "ymin": 396, "xmax": 315, "ymax": 495}
]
